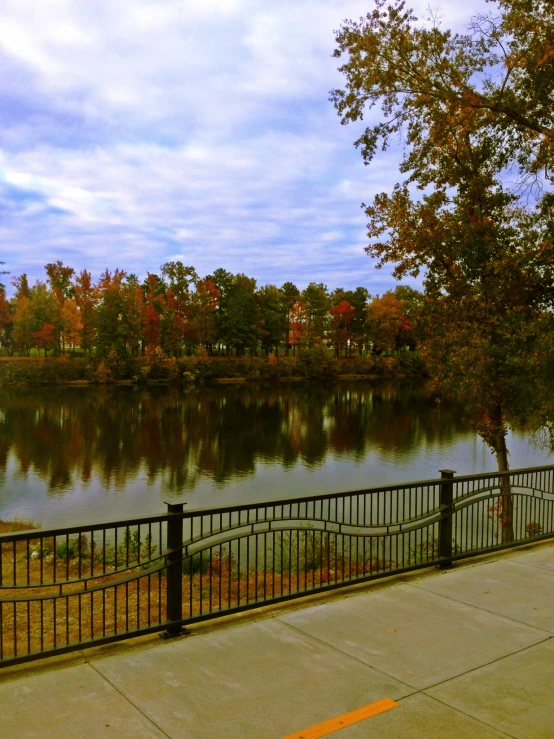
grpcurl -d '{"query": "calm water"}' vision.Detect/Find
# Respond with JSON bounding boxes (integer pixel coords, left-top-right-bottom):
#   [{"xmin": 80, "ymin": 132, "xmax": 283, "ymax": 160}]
[{"xmin": 0, "ymin": 381, "xmax": 552, "ymax": 528}]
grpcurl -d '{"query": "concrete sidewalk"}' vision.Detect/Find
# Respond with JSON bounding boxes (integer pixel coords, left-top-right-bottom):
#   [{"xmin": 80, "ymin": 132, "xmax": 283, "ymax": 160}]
[{"xmin": 2, "ymin": 541, "xmax": 554, "ymax": 738}]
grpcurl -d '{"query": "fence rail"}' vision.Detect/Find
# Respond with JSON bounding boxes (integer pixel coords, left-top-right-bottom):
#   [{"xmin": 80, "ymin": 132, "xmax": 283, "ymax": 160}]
[{"xmin": 2, "ymin": 464, "xmax": 554, "ymax": 667}]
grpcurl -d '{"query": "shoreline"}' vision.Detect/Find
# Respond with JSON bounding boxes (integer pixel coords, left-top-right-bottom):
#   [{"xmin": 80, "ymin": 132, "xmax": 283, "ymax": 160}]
[
  {"xmin": 0, "ymin": 372, "xmax": 409, "ymax": 388},
  {"xmin": 0, "ymin": 354, "xmax": 424, "ymax": 387}
]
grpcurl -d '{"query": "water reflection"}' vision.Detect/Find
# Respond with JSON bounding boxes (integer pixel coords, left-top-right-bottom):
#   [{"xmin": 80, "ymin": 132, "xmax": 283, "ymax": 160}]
[
  {"xmin": 0, "ymin": 382, "xmax": 550, "ymax": 526},
  {"xmin": 0, "ymin": 383, "xmax": 458, "ymax": 489}
]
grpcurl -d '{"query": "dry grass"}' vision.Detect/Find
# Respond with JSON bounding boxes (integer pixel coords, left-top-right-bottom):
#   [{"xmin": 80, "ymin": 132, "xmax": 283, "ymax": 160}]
[
  {"xmin": 0, "ymin": 542, "xmax": 395, "ymax": 661},
  {"xmin": 0, "ymin": 520, "xmax": 39, "ymax": 534}
]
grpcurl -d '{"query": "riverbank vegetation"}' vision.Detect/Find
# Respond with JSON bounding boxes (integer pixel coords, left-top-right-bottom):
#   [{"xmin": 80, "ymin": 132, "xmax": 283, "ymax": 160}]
[{"xmin": 0, "ymin": 349, "xmax": 425, "ymax": 386}]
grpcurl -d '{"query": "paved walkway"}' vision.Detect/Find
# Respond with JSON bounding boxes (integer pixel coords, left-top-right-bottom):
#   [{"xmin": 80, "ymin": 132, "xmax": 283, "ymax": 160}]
[{"xmin": 2, "ymin": 541, "xmax": 554, "ymax": 738}]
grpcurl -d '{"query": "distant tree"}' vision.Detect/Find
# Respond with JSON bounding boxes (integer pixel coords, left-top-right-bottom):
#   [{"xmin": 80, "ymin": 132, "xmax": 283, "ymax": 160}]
[
  {"xmin": 32, "ymin": 323, "xmax": 56, "ymax": 356},
  {"xmin": 258, "ymin": 284, "xmax": 286, "ymax": 355},
  {"xmin": 11, "ymin": 274, "xmax": 31, "ymax": 301},
  {"xmin": 206, "ymin": 268, "xmax": 235, "ymax": 353},
  {"xmin": 60, "ymin": 299, "xmax": 83, "ymax": 351},
  {"xmin": 45, "ymin": 261, "xmax": 75, "ymax": 299},
  {"xmin": 95, "ymin": 269, "xmax": 127, "ymax": 356},
  {"xmin": 160, "ymin": 289, "xmax": 184, "ymax": 356},
  {"xmin": 0, "ymin": 287, "xmax": 12, "ymax": 353},
  {"xmin": 120, "ymin": 279, "xmax": 144, "ymax": 356},
  {"xmin": 366, "ymin": 292, "xmax": 409, "ymax": 354},
  {"xmin": 142, "ymin": 274, "xmax": 163, "ymax": 350},
  {"xmin": 394, "ymin": 286, "xmax": 421, "ymax": 351},
  {"xmin": 143, "ymin": 305, "xmax": 161, "ymax": 350},
  {"xmin": 74, "ymin": 270, "xmax": 97, "ymax": 355},
  {"xmin": 289, "ymin": 300, "xmax": 308, "ymax": 355},
  {"xmin": 196, "ymin": 279, "xmax": 219, "ymax": 349},
  {"xmin": 44, "ymin": 261, "xmax": 76, "ymax": 353},
  {"xmin": 333, "ymin": 286, "xmax": 369, "ymax": 354},
  {"xmin": 281, "ymin": 282, "xmax": 300, "ymax": 355},
  {"xmin": 216, "ymin": 273, "xmax": 260, "ymax": 356},
  {"xmin": 12, "ymin": 296, "xmax": 33, "ymax": 355},
  {"xmin": 302, "ymin": 283, "xmax": 330, "ymax": 347},
  {"xmin": 329, "ymin": 300, "xmax": 356, "ymax": 357},
  {"xmin": 160, "ymin": 262, "xmax": 198, "ymax": 303},
  {"xmin": 29, "ymin": 283, "xmax": 58, "ymax": 346}
]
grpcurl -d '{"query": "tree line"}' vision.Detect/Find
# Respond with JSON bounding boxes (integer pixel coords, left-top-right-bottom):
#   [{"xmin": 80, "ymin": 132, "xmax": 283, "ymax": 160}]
[{"xmin": 0, "ymin": 262, "xmax": 422, "ymax": 358}]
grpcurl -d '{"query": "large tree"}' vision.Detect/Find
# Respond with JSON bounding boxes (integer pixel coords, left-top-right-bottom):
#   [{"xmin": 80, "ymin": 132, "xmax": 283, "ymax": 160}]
[
  {"xmin": 331, "ymin": 0, "xmax": 554, "ymax": 544},
  {"xmin": 330, "ymin": 0, "xmax": 554, "ymax": 184}
]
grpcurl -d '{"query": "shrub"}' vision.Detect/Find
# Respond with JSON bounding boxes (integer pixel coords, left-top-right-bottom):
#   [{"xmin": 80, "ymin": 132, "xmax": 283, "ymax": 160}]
[
  {"xmin": 395, "ymin": 352, "xmax": 427, "ymax": 377},
  {"xmin": 55, "ymin": 534, "xmax": 89, "ymax": 561},
  {"xmin": 274, "ymin": 356, "xmax": 302, "ymax": 377},
  {"xmin": 408, "ymin": 536, "xmax": 439, "ymax": 565},
  {"xmin": 182, "ymin": 550, "xmax": 212, "ymax": 575},
  {"xmin": 337, "ymin": 355, "xmax": 377, "ymax": 375},
  {"xmin": 94, "ymin": 359, "xmax": 112, "ymax": 384},
  {"xmin": 525, "ymin": 521, "xmax": 544, "ymax": 538},
  {"xmin": 115, "ymin": 529, "xmax": 157, "ymax": 565},
  {"xmin": 298, "ymin": 348, "xmax": 338, "ymax": 379},
  {"xmin": 0, "ymin": 358, "xmax": 90, "ymax": 385}
]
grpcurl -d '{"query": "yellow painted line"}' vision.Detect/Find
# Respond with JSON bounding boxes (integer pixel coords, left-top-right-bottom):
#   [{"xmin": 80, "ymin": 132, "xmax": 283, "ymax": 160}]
[{"xmin": 283, "ymin": 697, "xmax": 399, "ymax": 739}]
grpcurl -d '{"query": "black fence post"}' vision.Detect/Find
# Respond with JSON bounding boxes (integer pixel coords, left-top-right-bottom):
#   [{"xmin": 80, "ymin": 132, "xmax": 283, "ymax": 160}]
[
  {"xmin": 161, "ymin": 502, "xmax": 186, "ymax": 638},
  {"xmin": 438, "ymin": 470, "xmax": 455, "ymax": 569}
]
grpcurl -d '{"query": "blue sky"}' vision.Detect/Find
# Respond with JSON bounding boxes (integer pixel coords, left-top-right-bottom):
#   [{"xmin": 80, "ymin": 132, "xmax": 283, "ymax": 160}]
[{"xmin": 0, "ymin": 0, "xmax": 488, "ymax": 295}]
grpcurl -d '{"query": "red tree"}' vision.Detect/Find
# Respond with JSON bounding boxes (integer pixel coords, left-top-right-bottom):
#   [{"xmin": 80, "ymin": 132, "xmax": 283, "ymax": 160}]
[
  {"xmin": 33, "ymin": 323, "xmax": 56, "ymax": 356},
  {"xmin": 329, "ymin": 300, "xmax": 356, "ymax": 357}
]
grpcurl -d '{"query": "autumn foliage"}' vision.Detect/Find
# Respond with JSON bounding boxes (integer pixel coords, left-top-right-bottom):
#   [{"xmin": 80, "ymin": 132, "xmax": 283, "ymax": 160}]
[
  {"xmin": 0, "ymin": 262, "xmax": 418, "ymax": 360},
  {"xmin": 332, "ymin": 0, "xmax": 554, "ymax": 518}
]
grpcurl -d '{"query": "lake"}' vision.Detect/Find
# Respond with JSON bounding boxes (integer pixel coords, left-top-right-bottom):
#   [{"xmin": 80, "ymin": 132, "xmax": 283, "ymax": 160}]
[{"xmin": 0, "ymin": 381, "xmax": 552, "ymax": 528}]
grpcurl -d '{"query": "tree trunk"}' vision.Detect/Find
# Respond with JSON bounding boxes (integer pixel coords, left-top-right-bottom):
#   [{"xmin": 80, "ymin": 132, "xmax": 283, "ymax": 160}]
[{"xmin": 495, "ymin": 432, "xmax": 514, "ymax": 544}]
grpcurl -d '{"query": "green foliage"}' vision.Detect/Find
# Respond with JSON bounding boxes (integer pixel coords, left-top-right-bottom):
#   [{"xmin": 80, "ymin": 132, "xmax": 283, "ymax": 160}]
[
  {"xmin": 273, "ymin": 528, "xmax": 334, "ymax": 574},
  {"xmin": 116, "ymin": 529, "xmax": 156, "ymax": 564},
  {"xmin": 182, "ymin": 550, "xmax": 212, "ymax": 575},
  {"xmin": 55, "ymin": 534, "xmax": 89, "ymax": 560}
]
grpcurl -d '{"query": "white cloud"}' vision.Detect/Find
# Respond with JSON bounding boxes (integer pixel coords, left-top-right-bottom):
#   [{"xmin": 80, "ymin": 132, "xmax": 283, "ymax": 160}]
[{"xmin": 0, "ymin": 0, "xmax": 491, "ymax": 292}]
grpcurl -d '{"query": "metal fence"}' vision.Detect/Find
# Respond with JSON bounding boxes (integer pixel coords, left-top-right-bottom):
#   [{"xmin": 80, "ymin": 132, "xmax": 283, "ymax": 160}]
[{"xmin": 2, "ymin": 464, "xmax": 554, "ymax": 667}]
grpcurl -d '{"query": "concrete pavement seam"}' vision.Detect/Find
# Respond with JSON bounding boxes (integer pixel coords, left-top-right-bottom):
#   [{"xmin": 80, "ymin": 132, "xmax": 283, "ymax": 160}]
[
  {"xmin": 406, "ymin": 581, "xmax": 554, "ymax": 634},
  {"xmin": 278, "ymin": 617, "xmax": 523, "ymax": 737},
  {"xmin": 275, "ymin": 616, "xmax": 419, "ymax": 694},
  {"xmin": 420, "ymin": 635, "xmax": 554, "ymax": 692},
  {"xmin": 86, "ymin": 659, "xmax": 174, "ymax": 739},
  {"xmin": 415, "ymin": 692, "xmax": 518, "ymax": 739}
]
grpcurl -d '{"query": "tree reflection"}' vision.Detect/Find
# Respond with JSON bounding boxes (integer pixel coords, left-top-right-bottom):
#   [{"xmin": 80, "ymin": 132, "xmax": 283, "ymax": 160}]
[{"xmin": 0, "ymin": 382, "xmax": 470, "ymax": 493}]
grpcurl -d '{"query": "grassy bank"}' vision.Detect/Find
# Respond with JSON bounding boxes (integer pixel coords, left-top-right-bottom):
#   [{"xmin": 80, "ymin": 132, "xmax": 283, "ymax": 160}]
[
  {"xmin": 0, "ymin": 527, "xmax": 397, "ymax": 659},
  {"xmin": 0, "ymin": 350, "xmax": 426, "ymax": 387}
]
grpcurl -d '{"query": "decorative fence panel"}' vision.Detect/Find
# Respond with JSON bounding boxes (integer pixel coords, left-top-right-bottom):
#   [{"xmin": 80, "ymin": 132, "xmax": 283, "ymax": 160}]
[{"xmin": 2, "ymin": 464, "xmax": 554, "ymax": 667}]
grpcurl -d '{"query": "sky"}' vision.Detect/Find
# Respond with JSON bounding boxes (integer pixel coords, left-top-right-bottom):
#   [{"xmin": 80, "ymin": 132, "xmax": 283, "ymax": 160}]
[{"xmin": 0, "ymin": 0, "xmax": 489, "ymax": 295}]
